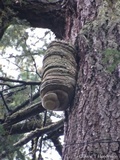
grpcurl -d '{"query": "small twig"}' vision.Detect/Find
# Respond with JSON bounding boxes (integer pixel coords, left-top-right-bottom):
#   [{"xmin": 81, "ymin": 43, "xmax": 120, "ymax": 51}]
[
  {"xmin": 0, "ymin": 82, "xmax": 13, "ymax": 88},
  {"xmin": 31, "ymin": 138, "xmax": 38, "ymax": 159},
  {"xmin": 0, "ymin": 92, "xmax": 12, "ymax": 113},
  {"xmin": 1, "ymin": 52, "xmax": 41, "ymax": 59},
  {"xmin": 0, "ymin": 84, "xmax": 25, "ymax": 91},
  {"xmin": 1, "ymin": 86, "xmax": 27, "ymax": 99},
  {"xmin": 0, "ymin": 77, "xmax": 41, "ymax": 85},
  {"xmin": 29, "ymin": 85, "xmax": 33, "ymax": 105},
  {"xmin": 43, "ymin": 110, "xmax": 47, "ymax": 127},
  {"xmin": 31, "ymin": 55, "xmax": 41, "ymax": 78},
  {"xmin": 38, "ymin": 137, "xmax": 43, "ymax": 159},
  {"xmin": 38, "ymin": 110, "xmax": 47, "ymax": 159}
]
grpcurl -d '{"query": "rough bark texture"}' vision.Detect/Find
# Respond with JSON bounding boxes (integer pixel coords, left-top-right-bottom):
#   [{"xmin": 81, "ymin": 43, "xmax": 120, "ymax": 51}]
[
  {"xmin": 1, "ymin": 0, "xmax": 67, "ymax": 39},
  {"xmin": 0, "ymin": 0, "xmax": 120, "ymax": 159},
  {"xmin": 63, "ymin": 0, "xmax": 120, "ymax": 160}
]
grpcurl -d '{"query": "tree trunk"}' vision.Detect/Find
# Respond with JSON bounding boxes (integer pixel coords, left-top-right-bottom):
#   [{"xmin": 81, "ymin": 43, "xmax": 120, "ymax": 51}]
[
  {"xmin": 63, "ymin": 0, "xmax": 120, "ymax": 160},
  {"xmin": 1, "ymin": 0, "xmax": 120, "ymax": 159}
]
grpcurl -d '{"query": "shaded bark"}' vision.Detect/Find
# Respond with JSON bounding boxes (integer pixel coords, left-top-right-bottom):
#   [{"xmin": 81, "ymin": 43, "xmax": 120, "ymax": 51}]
[
  {"xmin": 1, "ymin": 0, "xmax": 68, "ymax": 38},
  {"xmin": 62, "ymin": 0, "xmax": 120, "ymax": 160},
  {"xmin": 0, "ymin": 0, "xmax": 120, "ymax": 159},
  {"xmin": 0, "ymin": 5, "xmax": 14, "ymax": 39}
]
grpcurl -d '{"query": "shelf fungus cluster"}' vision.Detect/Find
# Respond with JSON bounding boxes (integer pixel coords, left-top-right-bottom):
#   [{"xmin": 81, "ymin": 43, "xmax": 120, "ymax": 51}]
[{"xmin": 40, "ymin": 40, "xmax": 77, "ymax": 111}]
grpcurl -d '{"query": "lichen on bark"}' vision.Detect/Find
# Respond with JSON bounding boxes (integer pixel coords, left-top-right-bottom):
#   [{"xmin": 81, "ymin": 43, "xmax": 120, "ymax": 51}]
[{"xmin": 63, "ymin": 1, "xmax": 120, "ymax": 159}]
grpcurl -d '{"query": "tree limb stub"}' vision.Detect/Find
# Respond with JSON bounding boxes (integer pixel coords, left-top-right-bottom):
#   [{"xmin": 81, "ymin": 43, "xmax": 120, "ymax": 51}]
[
  {"xmin": 3, "ymin": 0, "xmax": 67, "ymax": 38},
  {"xmin": 14, "ymin": 119, "xmax": 64, "ymax": 147}
]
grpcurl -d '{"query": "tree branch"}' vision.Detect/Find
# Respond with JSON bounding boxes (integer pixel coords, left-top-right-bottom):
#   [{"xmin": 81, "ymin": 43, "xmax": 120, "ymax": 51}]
[
  {"xmin": 0, "ymin": 92, "xmax": 11, "ymax": 112},
  {"xmin": 1, "ymin": 86, "xmax": 27, "ymax": 100},
  {"xmin": 6, "ymin": 119, "xmax": 43, "ymax": 134},
  {"xmin": 14, "ymin": 119, "xmax": 64, "ymax": 147},
  {"xmin": 0, "ymin": 7, "xmax": 15, "ymax": 39},
  {"xmin": 0, "ymin": 77, "xmax": 41, "ymax": 85},
  {"xmin": 3, "ymin": 0, "xmax": 67, "ymax": 38},
  {"xmin": 11, "ymin": 91, "xmax": 40, "ymax": 114},
  {"xmin": 3, "ymin": 102, "xmax": 45, "ymax": 126}
]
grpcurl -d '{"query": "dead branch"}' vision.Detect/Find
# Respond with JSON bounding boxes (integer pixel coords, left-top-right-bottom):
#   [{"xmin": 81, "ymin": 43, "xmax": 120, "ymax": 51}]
[
  {"xmin": 3, "ymin": 0, "xmax": 67, "ymax": 38},
  {"xmin": 7, "ymin": 119, "xmax": 42, "ymax": 134},
  {"xmin": 3, "ymin": 102, "xmax": 45, "ymax": 126},
  {"xmin": 14, "ymin": 119, "xmax": 64, "ymax": 147},
  {"xmin": 0, "ymin": 77, "xmax": 41, "ymax": 85}
]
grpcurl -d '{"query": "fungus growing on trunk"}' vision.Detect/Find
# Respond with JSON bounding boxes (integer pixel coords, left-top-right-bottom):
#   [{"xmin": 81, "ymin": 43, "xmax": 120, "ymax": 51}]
[{"xmin": 40, "ymin": 40, "xmax": 77, "ymax": 111}]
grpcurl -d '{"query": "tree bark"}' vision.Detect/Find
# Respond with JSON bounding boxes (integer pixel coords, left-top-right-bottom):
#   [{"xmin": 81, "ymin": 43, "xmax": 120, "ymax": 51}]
[
  {"xmin": 62, "ymin": 0, "xmax": 120, "ymax": 160},
  {"xmin": 0, "ymin": 0, "xmax": 120, "ymax": 159},
  {"xmin": 1, "ymin": 0, "xmax": 67, "ymax": 39}
]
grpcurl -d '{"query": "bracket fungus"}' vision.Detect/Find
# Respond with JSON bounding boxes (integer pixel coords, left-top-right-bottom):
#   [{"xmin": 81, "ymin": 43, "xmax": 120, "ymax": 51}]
[{"xmin": 40, "ymin": 40, "xmax": 77, "ymax": 111}]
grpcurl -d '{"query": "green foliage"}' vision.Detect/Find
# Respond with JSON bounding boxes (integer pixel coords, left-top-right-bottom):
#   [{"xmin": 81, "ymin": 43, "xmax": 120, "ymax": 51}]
[
  {"xmin": 0, "ymin": 22, "xmax": 54, "ymax": 79},
  {"xmin": 0, "ymin": 124, "xmax": 26, "ymax": 160},
  {"xmin": 0, "ymin": 20, "xmax": 62, "ymax": 160},
  {"xmin": 0, "ymin": 124, "xmax": 6, "ymax": 134},
  {"xmin": 103, "ymin": 48, "xmax": 120, "ymax": 72},
  {"xmin": 15, "ymin": 150, "xmax": 26, "ymax": 160}
]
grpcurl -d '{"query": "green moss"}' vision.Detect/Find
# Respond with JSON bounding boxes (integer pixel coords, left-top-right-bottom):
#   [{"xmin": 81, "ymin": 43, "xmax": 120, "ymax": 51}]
[
  {"xmin": 78, "ymin": 1, "xmax": 120, "ymax": 74},
  {"xmin": 103, "ymin": 49, "xmax": 120, "ymax": 72},
  {"xmin": 91, "ymin": 0, "xmax": 120, "ymax": 30}
]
